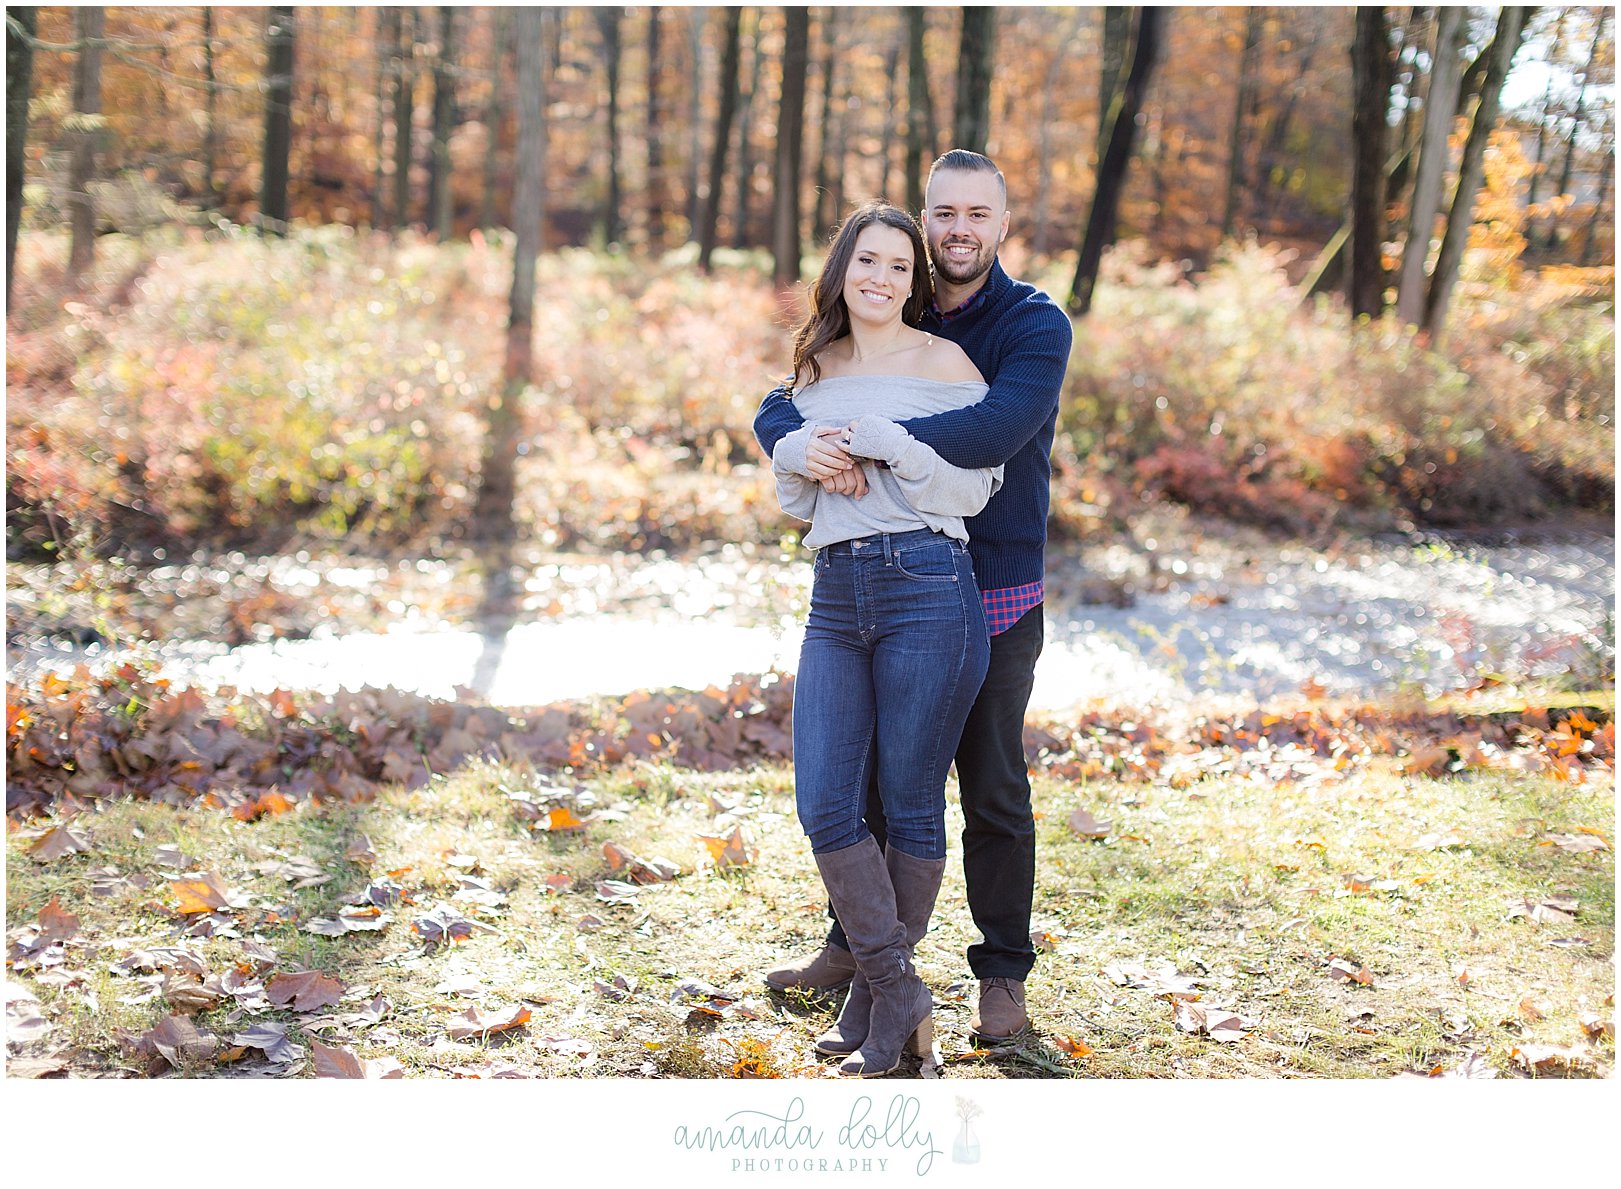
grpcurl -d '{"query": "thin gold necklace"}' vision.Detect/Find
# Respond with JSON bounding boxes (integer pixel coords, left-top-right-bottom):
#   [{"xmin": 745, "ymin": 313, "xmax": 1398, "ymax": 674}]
[{"xmin": 851, "ymin": 333, "xmax": 926, "ymax": 363}]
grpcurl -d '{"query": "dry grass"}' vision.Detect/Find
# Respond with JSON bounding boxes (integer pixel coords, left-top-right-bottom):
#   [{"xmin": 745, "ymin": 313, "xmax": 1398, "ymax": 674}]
[{"xmin": 7, "ymin": 745, "xmax": 1612, "ymax": 1081}]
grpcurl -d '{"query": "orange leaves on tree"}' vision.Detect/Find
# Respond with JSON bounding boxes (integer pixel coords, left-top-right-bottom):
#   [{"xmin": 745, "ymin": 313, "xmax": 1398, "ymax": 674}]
[{"xmin": 265, "ymin": 970, "xmax": 346, "ymax": 1012}]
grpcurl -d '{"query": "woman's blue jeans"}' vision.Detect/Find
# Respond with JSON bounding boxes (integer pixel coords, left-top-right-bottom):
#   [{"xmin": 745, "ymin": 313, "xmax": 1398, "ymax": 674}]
[{"xmin": 794, "ymin": 528, "xmax": 991, "ymax": 861}]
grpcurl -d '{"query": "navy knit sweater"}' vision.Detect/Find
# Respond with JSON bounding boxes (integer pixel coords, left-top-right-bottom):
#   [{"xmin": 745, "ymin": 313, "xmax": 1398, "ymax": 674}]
[{"xmin": 753, "ymin": 259, "xmax": 1072, "ymax": 591}]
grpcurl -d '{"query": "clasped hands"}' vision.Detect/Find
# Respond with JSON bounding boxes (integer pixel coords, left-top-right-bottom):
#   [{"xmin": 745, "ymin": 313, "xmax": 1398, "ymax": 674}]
[{"xmin": 804, "ymin": 423, "xmax": 871, "ymax": 497}]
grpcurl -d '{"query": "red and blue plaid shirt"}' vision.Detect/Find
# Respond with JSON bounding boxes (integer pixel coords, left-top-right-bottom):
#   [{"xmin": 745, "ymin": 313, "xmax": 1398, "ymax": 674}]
[{"xmin": 983, "ymin": 580, "xmax": 1043, "ymax": 636}]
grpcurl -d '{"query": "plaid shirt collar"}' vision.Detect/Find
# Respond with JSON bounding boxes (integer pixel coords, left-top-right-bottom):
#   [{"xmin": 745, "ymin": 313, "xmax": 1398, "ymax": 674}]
[{"xmin": 930, "ymin": 276, "xmax": 993, "ymax": 324}]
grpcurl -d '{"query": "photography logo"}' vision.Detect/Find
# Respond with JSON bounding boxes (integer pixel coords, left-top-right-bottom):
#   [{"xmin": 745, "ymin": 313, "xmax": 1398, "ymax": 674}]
[{"xmin": 951, "ymin": 1097, "xmax": 982, "ymax": 1165}]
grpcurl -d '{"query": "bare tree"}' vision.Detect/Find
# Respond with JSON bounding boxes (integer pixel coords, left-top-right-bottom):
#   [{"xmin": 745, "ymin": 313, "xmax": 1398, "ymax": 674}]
[
  {"xmin": 202, "ymin": 6, "xmax": 219, "ymax": 209},
  {"xmin": 904, "ymin": 7, "xmax": 935, "ymax": 214},
  {"xmin": 260, "ymin": 7, "xmax": 295, "ymax": 237},
  {"xmin": 427, "ymin": 6, "xmax": 457, "ymax": 240},
  {"xmin": 475, "ymin": 6, "xmax": 547, "ymax": 532},
  {"xmin": 1544, "ymin": 9, "xmax": 1607, "ymax": 250},
  {"xmin": 1033, "ymin": 10, "xmax": 1082, "ymax": 257},
  {"xmin": 1219, "ymin": 7, "xmax": 1263, "ymax": 241},
  {"xmin": 813, "ymin": 11, "xmax": 841, "ymax": 235},
  {"xmin": 645, "ymin": 6, "xmax": 664, "ymax": 246},
  {"xmin": 1395, "ymin": 6, "xmax": 1465, "ymax": 325},
  {"xmin": 7, "ymin": 5, "xmax": 37, "ymax": 305},
  {"xmin": 391, "ymin": 7, "xmax": 416, "ymax": 231},
  {"xmin": 1098, "ymin": 6, "xmax": 1131, "ymax": 166},
  {"xmin": 684, "ymin": 8, "xmax": 705, "ymax": 233},
  {"xmin": 953, "ymin": 7, "xmax": 995, "ymax": 153},
  {"xmin": 481, "ymin": 7, "xmax": 509, "ymax": 232},
  {"xmin": 596, "ymin": 6, "xmax": 624, "ymax": 244},
  {"xmin": 1423, "ymin": 6, "xmax": 1531, "ymax": 341},
  {"xmin": 698, "ymin": 5, "xmax": 742, "ymax": 271},
  {"xmin": 68, "ymin": 6, "xmax": 105, "ymax": 276},
  {"xmin": 1068, "ymin": 5, "xmax": 1162, "ymax": 316},
  {"xmin": 1349, "ymin": 5, "xmax": 1392, "ymax": 319},
  {"xmin": 773, "ymin": 6, "xmax": 810, "ymax": 286},
  {"xmin": 733, "ymin": 9, "xmax": 762, "ymax": 248}
]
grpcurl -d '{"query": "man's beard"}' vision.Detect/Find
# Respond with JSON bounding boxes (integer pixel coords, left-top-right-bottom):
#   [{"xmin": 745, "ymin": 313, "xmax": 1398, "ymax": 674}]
[{"xmin": 930, "ymin": 240, "xmax": 995, "ymax": 287}]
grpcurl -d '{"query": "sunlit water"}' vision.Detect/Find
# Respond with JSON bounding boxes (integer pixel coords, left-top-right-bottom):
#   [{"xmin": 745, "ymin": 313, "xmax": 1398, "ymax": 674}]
[{"xmin": 8, "ymin": 534, "xmax": 1613, "ymax": 712}]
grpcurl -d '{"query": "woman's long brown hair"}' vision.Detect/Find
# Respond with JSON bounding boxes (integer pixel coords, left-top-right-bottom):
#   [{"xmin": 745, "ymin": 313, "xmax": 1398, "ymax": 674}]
[{"xmin": 790, "ymin": 202, "xmax": 934, "ymax": 388}]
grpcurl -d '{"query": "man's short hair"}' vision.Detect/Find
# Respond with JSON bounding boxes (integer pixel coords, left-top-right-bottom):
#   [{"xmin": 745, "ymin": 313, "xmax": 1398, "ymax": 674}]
[{"xmin": 927, "ymin": 149, "xmax": 1007, "ymax": 205}]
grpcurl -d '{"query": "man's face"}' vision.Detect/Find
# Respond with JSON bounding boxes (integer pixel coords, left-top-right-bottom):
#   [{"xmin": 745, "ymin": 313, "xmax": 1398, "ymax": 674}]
[{"xmin": 923, "ymin": 168, "xmax": 1010, "ymax": 289}]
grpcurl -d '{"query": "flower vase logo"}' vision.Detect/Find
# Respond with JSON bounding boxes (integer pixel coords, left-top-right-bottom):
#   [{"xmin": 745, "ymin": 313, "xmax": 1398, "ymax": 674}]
[{"xmin": 951, "ymin": 1097, "xmax": 982, "ymax": 1164}]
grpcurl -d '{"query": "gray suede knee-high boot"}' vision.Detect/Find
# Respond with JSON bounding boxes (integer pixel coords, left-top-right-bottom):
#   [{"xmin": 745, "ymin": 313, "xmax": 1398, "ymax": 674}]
[
  {"xmin": 812, "ymin": 836, "xmax": 934, "ymax": 1077},
  {"xmin": 815, "ymin": 845, "xmax": 945, "ymax": 1057}
]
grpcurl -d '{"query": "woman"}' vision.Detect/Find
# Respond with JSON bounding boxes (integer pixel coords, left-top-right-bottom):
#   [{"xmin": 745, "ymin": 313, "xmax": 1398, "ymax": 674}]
[{"xmin": 771, "ymin": 202, "xmax": 998, "ymax": 1077}]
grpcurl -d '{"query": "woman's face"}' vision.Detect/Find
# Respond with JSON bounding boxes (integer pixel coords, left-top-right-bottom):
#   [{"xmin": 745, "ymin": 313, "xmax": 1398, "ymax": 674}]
[{"xmin": 841, "ymin": 223, "xmax": 917, "ymax": 329}]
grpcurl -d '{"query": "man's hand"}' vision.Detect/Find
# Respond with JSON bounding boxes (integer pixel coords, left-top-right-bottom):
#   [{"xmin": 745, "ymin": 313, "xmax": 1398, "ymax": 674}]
[
  {"xmin": 819, "ymin": 467, "xmax": 868, "ymax": 497},
  {"xmin": 804, "ymin": 425, "xmax": 857, "ymax": 479}
]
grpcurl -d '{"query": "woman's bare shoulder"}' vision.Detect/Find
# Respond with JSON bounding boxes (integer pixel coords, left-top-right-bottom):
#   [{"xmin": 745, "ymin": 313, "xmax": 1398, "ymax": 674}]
[{"xmin": 916, "ymin": 335, "xmax": 985, "ymax": 384}]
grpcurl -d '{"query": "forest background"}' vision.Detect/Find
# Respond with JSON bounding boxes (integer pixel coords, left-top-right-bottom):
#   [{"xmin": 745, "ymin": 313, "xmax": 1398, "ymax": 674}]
[{"xmin": 3, "ymin": 5, "xmax": 1616, "ymax": 1090}]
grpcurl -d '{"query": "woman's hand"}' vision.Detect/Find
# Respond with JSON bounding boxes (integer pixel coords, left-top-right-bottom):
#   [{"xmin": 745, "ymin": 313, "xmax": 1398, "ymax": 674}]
[{"xmin": 805, "ymin": 425, "xmax": 867, "ymax": 497}]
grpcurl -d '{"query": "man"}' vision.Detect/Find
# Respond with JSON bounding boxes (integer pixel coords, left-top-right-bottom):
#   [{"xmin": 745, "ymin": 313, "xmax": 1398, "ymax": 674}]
[{"xmin": 753, "ymin": 149, "xmax": 1072, "ymax": 1042}]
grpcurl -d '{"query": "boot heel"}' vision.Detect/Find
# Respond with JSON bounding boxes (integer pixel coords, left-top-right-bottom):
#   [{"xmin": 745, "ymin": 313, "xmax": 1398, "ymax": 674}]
[{"xmin": 906, "ymin": 1014, "xmax": 933, "ymax": 1057}]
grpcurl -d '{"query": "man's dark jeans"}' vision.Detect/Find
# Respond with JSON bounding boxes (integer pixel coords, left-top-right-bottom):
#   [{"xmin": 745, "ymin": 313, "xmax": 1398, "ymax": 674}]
[{"xmin": 823, "ymin": 602, "xmax": 1043, "ymax": 980}]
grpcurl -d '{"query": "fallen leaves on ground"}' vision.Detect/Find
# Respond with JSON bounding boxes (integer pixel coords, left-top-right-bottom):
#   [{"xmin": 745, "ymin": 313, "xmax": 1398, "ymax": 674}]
[
  {"xmin": 1508, "ymin": 1043, "xmax": 1599, "ymax": 1077},
  {"xmin": 1173, "ymin": 1002, "xmax": 1251, "ymax": 1042},
  {"xmin": 1067, "ymin": 808, "xmax": 1113, "ymax": 839},
  {"xmin": 121, "ymin": 1014, "xmax": 218, "ymax": 1074},
  {"xmin": 310, "ymin": 1039, "xmax": 404, "ymax": 1079},
  {"xmin": 28, "ymin": 823, "xmax": 93, "ymax": 860},
  {"xmin": 698, "ymin": 826, "xmax": 751, "ymax": 869},
  {"xmin": 447, "ymin": 1003, "xmax": 532, "ymax": 1041},
  {"xmin": 1327, "ymin": 958, "xmax": 1374, "ymax": 986},
  {"xmin": 9, "ymin": 668, "xmax": 1609, "ymax": 821},
  {"xmin": 170, "ymin": 871, "xmax": 243, "ymax": 915},
  {"xmin": 265, "ymin": 970, "xmax": 346, "ymax": 1012}
]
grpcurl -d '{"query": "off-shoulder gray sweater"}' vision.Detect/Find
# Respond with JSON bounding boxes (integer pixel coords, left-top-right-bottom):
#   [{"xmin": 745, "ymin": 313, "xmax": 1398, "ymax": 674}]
[{"xmin": 771, "ymin": 375, "xmax": 1003, "ymax": 549}]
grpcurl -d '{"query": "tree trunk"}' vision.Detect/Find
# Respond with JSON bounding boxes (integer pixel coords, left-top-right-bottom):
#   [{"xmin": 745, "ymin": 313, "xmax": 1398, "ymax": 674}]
[
  {"xmin": 1032, "ymin": 11, "xmax": 1080, "ymax": 257},
  {"xmin": 372, "ymin": 8, "xmax": 392, "ymax": 229},
  {"xmin": 1098, "ymin": 6, "xmax": 1131, "ymax": 168},
  {"xmin": 733, "ymin": 10, "xmax": 761, "ymax": 248},
  {"xmin": 1349, "ymin": 5, "xmax": 1392, "ymax": 319},
  {"xmin": 1579, "ymin": 149, "xmax": 1612, "ymax": 266},
  {"xmin": 481, "ymin": 7, "xmax": 508, "ymax": 232},
  {"xmin": 1219, "ymin": 6, "xmax": 1263, "ymax": 241},
  {"xmin": 392, "ymin": 7, "xmax": 416, "ymax": 231},
  {"xmin": 68, "ymin": 6, "xmax": 104, "ymax": 276},
  {"xmin": 427, "ymin": 6, "xmax": 457, "ymax": 239},
  {"xmin": 476, "ymin": 6, "xmax": 547, "ymax": 534},
  {"xmin": 1423, "ymin": 6, "xmax": 1530, "ymax": 342},
  {"xmin": 698, "ymin": 5, "xmax": 742, "ymax": 271},
  {"xmin": 1394, "ymin": 6, "xmax": 1465, "ymax": 324},
  {"xmin": 260, "ymin": 6, "xmax": 295, "ymax": 237},
  {"xmin": 685, "ymin": 8, "xmax": 704, "ymax": 234},
  {"xmin": 1525, "ymin": 9, "xmax": 1566, "ymax": 227},
  {"xmin": 904, "ymin": 7, "xmax": 933, "ymax": 214},
  {"xmin": 1068, "ymin": 6, "xmax": 1162, "ymax": 316},
  {"xmin": 645, "ymin": 5, "xmax": 663, "ymax": 246},
  {"xmin": 596, "ymin": 6, "xmax": 624, "ymax": 245},
  {"xmin": 7, "ymin": 5, "xmax": 36, "ymax": 306},
  {"xmin": 772, "ymin": 6, "xmax": 809, "ymax": 287},
  {"xmin": 1545, "ymin": 10, "xmax": 1605, "ymax": 251},
  {"xmin": 953, "ymin": 7, "xmax": 995, "ymax": 153},
  {"xmin": 878, "ymin": 41, "xmax": 900, "ymax": 201},
  {"xmin": 813, "ymin": 11, "xmax": 840, "ymax": 235},
  {"xmin": 202, "ymin": 6, "xmax": 219, "ymax": 209}
]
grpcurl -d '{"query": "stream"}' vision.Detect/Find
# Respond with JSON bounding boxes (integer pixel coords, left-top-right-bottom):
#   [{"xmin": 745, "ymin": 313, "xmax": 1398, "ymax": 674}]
[{"xmin": 6, "ymin": 528, "xmax": 1613, "ymax": 712}]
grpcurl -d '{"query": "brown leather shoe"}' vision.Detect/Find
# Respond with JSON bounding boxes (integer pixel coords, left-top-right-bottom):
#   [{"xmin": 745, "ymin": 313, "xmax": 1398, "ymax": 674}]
[
  {"xmin": 970, "ymin": 977, "xmax": 1029, "ymax": 1042},
  {"xmin": 765, "ymin": 943, "xmax": 857, "ymax": 993}
]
